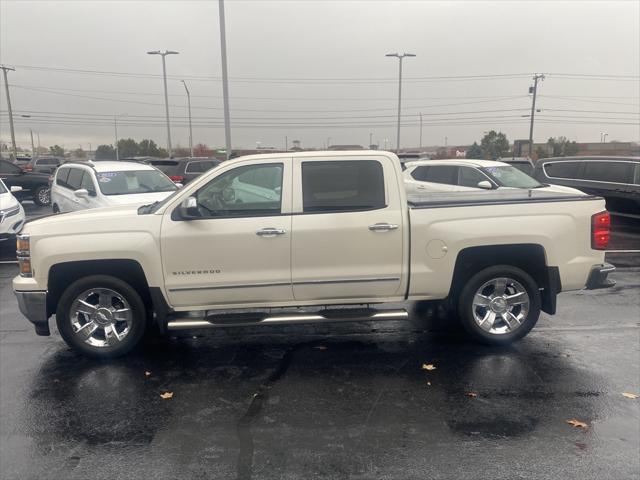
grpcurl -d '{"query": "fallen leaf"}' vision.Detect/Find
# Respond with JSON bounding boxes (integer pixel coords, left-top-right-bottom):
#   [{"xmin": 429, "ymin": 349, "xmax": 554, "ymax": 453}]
[
  {"xmin": 465, "ymin": 392, "xmax": 478, "ymax": 398},
  {"xmin": 566, "ymin": 419, "xmax": 588, "ymax": 429},
  {"xmin": 144, "ymin": 371, "xmax": 152, "ymax": 377},
  {"xmin": 421, "ymin": 363, "xmax": 436, "ymax": 371},
  {"xmin": 314, "ymin": 346, "xmax": 327, "ymax": 350},
  {"xmin": 160, "ymin": 391, "xmax": 174, "ymax": 400},
  {"xmin": 622, "ymin": 392, "xmax": 639, "ymax": 399}
]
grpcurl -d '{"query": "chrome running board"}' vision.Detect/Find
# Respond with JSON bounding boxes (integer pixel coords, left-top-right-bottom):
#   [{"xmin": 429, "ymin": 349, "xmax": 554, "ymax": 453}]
[{"xmin": 166, "ymin": 308, "xmax": 408, "ymax": 331}]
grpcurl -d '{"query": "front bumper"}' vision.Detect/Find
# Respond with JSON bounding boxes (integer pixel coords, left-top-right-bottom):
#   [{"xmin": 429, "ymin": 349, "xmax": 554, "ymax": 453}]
[
  {"xmin": 585, "ymin": 263, "xmax": 616, "ymax": 290},
  {"xmin": 14, "ymin": 290, "xmax": 50, "ymax": 335}
]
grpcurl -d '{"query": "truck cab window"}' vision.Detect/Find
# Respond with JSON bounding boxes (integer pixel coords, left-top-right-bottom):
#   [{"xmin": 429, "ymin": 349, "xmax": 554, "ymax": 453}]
[
  {"xmin": 195, "ymin": 163, "xmax": 283, "ymax": 217},
  {"xmin": 301, "ymin": 160, "xmax": 385, "ymax": 212}
]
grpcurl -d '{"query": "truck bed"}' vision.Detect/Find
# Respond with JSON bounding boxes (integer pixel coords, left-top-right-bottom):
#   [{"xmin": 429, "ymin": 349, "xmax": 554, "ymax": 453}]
[{"xmin": 408, "ymin": 189, "xmax": 600, "ymax": 209}]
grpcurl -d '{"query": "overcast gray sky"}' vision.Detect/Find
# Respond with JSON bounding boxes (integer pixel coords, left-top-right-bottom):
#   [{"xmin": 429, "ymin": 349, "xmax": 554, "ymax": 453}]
[{"xmin": 1, "ymin": 0, "xmax": 639, "ymax": 153}]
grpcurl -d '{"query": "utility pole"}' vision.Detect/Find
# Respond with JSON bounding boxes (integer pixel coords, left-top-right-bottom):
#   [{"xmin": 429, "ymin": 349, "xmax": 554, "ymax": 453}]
[
  {"xmin": 369, "ymin": 132, "xmax": 373, "ymax": 148},
  {"xmin": 181, "ymin": 80, "xmax": 193, "ymax": 157},
  {"xmin": 419, "ymin": 113, "xmax": 423, "ymax": 150},
  {"xmin": 1, "ymin": 65, "xmax": 17, "ymax": 160},
  {"xmin": 147, "ymin": 50, "xmax": 179, "ymax": 158},
  {"xmin": 285, "ymin": 135, "xmax": 288, "ymax": 151},
  {"xmin": 385, "ymin": 53, "xmax": 416, "ymax": 154},
  {"xmin": 528, "ymin": 73, "xmax": 545, "ymax": 156},
  {"xmin": 218, "ymin": 0, "xmax": 232, "ymax": 160},
  {"xmin": 114, "ymin": 117, "xmax": 119, "ymax": 161},
  {"xmin": 30, "ymin": 129, "xmax": 35, "ymax": 159}
]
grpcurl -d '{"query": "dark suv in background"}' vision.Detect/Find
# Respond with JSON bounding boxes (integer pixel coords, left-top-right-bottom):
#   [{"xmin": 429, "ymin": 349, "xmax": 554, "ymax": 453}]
[
  {"xmin": 145, "ymin": 157, "xmax": 220, "ymax": 184},
  {"xmin": 23, "ymin": 156, "xmax": 65, "ymax": 174},
  {"xmin": 0, "ymin": 159, "xmax": 52, "ymax": 206},
  {"xmin": 533, "ymin": 156, "xmax": 639, "ymax": 214}
]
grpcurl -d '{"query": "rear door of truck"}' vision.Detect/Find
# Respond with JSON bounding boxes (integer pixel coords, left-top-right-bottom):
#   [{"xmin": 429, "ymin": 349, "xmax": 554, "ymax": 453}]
[{"xmin": 290, "ymin": 154, "xmax": 406, "ymax": 301}]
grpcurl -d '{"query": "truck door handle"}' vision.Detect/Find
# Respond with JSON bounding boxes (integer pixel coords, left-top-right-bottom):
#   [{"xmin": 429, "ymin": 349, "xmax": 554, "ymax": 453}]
[
  {"xmin": 369, "ymin": 223, "xmax": 399, "ymax": 232},
  {"xmin": 256, "ymin": 227, "xmax": 286, "ymax": 236}
]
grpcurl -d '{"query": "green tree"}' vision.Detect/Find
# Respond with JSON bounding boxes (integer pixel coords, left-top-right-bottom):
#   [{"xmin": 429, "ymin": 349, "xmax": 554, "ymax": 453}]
[
  {"xmin": 547, "ymin": 136, "xmax": 579, "ymax": 157},
  {"xmin": 536, "ymin": 146, "xmax": 549, "ymax": 160},
  {"xmin": 73, "ymin": 148, "xmax": 86, "ymax": 159},
  {"xmin": 117, "ymin": 138, "xmax": 139, "ymax": 158},
  {"xmin": 157, "ymin": 147, "xmax": 169, "ymax": 158},
  {"xmin": 49, "ymin": 145, "xmax": 64, "ymax": 157},
  {"xmin": 95, "ymin": 144, "xmax": 116, "ymax": 160},
  {"xmin": 138, "ymin": 139, "xmax": 162, "ymax": 157},
  {"xmin": 466, "ymin": 142, "xmax": 483, "ymax": 159},
  {"xmin": 480, "ymin": 131, "xmax": 509, "ymax": 160}
]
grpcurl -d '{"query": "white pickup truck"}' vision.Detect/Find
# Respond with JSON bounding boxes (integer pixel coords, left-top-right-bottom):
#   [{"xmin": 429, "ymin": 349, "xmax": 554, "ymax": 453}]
[{"xmin": 13, "ymin": 151, "xmax": 615, "ymax": 358}]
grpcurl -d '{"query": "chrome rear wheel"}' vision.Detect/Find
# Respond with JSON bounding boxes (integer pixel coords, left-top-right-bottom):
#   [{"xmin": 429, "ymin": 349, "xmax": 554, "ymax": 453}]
[{"xmin": 472, "ymin": 277, "xmax": 530, "ymax": 335}]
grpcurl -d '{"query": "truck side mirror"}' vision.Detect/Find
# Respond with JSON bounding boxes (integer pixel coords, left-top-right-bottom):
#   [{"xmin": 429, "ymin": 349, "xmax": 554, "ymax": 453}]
[
  {"xmin": 477, "ymin": 180, "xmax": 493, "ymax": 190},
  {"xmin": 178, "ymin": 196, "xmax": 200, "ymax": 220},
  {"xmin": 74, "ymin": 189, "xmax": 89, "ymax": 199}
]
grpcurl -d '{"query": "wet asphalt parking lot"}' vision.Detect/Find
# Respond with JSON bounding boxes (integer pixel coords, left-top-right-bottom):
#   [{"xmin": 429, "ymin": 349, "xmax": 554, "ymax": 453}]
[{"xmin": 0, "ymin": 204, "xmax": 639, "ymax": 480}]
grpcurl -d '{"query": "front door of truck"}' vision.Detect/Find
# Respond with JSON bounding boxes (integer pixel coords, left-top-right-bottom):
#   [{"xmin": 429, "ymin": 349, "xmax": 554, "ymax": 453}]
[
  {"xmin": 160, "ymin": 159, "xmax": 294, "ymax": 308},
  {"xmin": 290, "ymin": 157, "xmax": 405, "ymax": 301}
]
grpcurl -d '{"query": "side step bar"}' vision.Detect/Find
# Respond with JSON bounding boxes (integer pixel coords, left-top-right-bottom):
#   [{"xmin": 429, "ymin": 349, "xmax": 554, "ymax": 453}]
[{"xmin": 167, "ymin": 308, "xmax": 408, "ymax": 331}]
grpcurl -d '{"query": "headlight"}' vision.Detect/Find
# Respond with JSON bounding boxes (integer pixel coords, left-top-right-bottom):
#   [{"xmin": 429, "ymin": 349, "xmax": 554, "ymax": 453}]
[{"xmin": 16, "ymin": 234, "xmax": 32, "ymax": 277}]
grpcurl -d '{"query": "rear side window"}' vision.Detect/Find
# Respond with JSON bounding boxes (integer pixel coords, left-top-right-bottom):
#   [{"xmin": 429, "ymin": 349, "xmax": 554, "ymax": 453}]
[
  {"xmin": 66, "ymin": 168, "xmax": 84, "ymax": 190},
  {"xmin": 582, "ymin": 161, "xmax": 634, "ymax": 184},
  {"xmin": 410, "ymin": 166, "xmax": 429, "ymax": 181},
  {"xmin": 423, "ymin": 165, "xmax": 458, "ymax": 185},
  {"xmin": 56, "ymin": 168, "xmax": 71, "ymax": 187},
  {"xmin": 543, "ymin": 161, "xmax": 582, "ymax": 179},
  {"xmin": 302, "ymin": 160, "xmax": 385, "ymax": 213},
  {"xmin": 186, "ymin": 161, "xmax": 216, "ymax": 174}
]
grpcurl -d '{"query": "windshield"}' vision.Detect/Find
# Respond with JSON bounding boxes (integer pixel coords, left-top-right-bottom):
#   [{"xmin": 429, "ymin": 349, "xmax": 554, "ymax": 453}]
[
  {"xmin": 482, "ymin": 166, "xmax": 543, "ymax": 189},
  {"xmin": 96, "ymin": 170, "xmax": 178, "ymax": 196}
]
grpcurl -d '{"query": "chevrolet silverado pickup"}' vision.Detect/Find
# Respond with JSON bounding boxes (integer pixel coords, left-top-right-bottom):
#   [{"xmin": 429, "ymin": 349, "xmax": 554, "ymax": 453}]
[{"xmin": 13, "ymin": 151, "xmax": 615, "ymax": 358}]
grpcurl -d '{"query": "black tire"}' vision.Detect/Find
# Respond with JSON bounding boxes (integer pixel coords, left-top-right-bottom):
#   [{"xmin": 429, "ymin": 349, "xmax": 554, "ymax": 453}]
[
  {"xmin": 56, "ymin": 275, "xmax": 147, "ymax": 358},
  {"xmin": 33, "ymin": 185, "xmax": 51, "ymax": 206},
  {"xmin": 457, "ymin": 265, "xmax": 541, "ymax": 345}
]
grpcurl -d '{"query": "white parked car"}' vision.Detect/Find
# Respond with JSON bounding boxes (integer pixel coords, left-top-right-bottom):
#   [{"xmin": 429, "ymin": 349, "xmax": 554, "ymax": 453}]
[
  {"xmin": 0, "ymin": 179, "xmax": 26, "ymax": 242},
  {"xmin": 51, "ymin": 161, "xmax": 179, "ymax": 213},
  {"xmin": 404, "ymin": 159, "xmax": 583, "ymax": 195}
]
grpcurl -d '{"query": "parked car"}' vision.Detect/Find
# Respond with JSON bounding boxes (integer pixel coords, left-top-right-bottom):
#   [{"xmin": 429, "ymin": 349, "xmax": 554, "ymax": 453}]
[
  {"xmin": 0, "ymin": 159, "xmax": 51, "ymax": 206},
  {"xmin": 533, "ymin": 156, "xmax": 640, "ymax": 214},
  {"xmin": 144, "ymin": 158, "xmax": 221, "ymax": 184},
  {"xmin": 50, "ymin": 161, "xmax": 179, "ymax": 213},
  {"xmin": 403, "ymin": 159, "xmax": 582, "ymax": 195},
  {"xmin": 24, "ymin": 156, "xmax": 65, "ymax": 174},
  {"xmin": 498, "ymin": 157, "xmax": 535, "ymax": 176},
  {"xmin": 14, "ymin": 155, "xmax": 32, "ymax": 167},
  {"xmin": 13, "ymin": 151, "xmax": 613, "ymax": 357},
  {"xmin": 0, "ymin": 179, "xmax": 26, "ymax": 242}
]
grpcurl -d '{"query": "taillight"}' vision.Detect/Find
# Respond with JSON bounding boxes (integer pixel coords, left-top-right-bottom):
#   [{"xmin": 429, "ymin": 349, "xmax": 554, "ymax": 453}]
[
  {"xmin": 23, "ymin": 165, "xmax": 33, "ymax": 172},
  {"xmin": 591, "ymin": 211, "xmax": 610, "ymax": 250},
  {"xmin": 169, "ymin": 175, "xmax": 184, "ymax": 183}
]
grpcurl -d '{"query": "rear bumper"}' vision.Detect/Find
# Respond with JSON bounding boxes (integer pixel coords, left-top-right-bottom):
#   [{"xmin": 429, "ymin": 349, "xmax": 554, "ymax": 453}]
[
  {"xmin": 585, "ymin": 263, "xmax": 616, "ymax": 290},
  {"xmin": 14, "ymin": 290, "xmax": 50, "ymax": 335}
]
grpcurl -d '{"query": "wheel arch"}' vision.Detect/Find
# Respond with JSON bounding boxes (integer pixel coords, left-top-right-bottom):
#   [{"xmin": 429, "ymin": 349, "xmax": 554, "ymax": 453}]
[
  {"xmin": 448, "ymin": 244, "xmax": 560, "ymax": 315},
  {"xmin": 47, "ymin": 259, "xmax": 153, "ymax": 317}
]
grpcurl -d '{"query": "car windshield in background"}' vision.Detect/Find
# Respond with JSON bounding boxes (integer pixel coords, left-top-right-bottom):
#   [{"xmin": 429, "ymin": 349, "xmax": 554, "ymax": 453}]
[
  {"xmin": 96, "ymin": 170, "xmax": 178, "ymax": 195},
  {"xmin": 482, "ymin": 166, "xmax": 543, "ymax": 189}
]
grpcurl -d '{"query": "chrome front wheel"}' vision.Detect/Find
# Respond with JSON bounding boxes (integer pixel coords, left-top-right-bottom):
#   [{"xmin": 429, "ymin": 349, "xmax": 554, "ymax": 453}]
[
  {"xmin": 56, "ymin": 275, "xmax": 147, "ymax": 358},
  {"xmin": 70, "ymin": 288, "xmax": 133, "ymax": 347}
]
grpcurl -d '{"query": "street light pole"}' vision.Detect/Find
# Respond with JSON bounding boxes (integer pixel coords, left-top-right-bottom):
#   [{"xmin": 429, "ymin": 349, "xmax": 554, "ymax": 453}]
[
  {"xmin": 181, "ymin": 80, "xmax": 193, "ymax": 157},
  {"xmin": 30, "ymin": 129, "xmax": 35, "ymax": 159},
  {"xmin": 147, "ymin": 50, "xmax": 179, "ymax": 158},
  {"xmin": 1, "ymin": 65, "xmax": 17, "ymax": 160},
  {"xmin": 218, "ymin": 0, "xmax": 232, "ymax": 160},
  {"xmin": 385, "ymin": 53, "xmax": 416, "ymax": 154},
  {"xmin": 114, "ymin": 116, "xmax": 119, "ymax": 161},
  {"xmin": 419, "ymin": 112, "xmax": 423, "ymax": 150}
]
